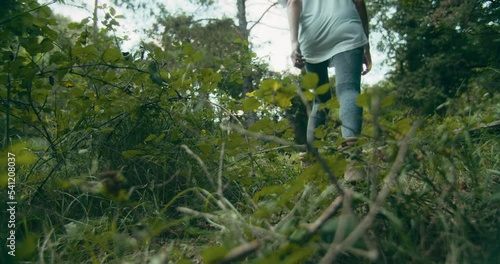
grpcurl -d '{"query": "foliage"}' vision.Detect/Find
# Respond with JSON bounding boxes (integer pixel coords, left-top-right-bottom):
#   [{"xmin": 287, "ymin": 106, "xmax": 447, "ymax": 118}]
[
  {"xmin": 369, "ymin": 0, "xmax": 500, "ymax": 115},
  {"xmin": 1, "ymin": 1, "xmax": 499, "ymax": 264}
]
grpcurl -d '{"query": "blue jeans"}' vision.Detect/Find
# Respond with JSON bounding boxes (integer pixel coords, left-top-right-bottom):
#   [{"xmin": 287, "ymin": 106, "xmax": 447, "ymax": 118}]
[{"xmin": 305, "ymin": 47, "xmax": 364, "ymax": 146}]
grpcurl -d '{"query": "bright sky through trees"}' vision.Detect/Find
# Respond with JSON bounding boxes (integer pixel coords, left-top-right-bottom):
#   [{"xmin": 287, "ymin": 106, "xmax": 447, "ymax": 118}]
[{"xmin": 45, "ymin": 0, "xmax": 388, "ymax": 85}]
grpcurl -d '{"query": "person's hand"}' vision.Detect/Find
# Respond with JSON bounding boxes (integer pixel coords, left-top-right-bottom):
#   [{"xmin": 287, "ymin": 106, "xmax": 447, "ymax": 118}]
[
  {"xmin": 291, "ymin": 42, "xmax": 305, "ymax": 69},
  {"xmin": 362, "ymin": 44, "xmax": 372, "ymax": 75}
]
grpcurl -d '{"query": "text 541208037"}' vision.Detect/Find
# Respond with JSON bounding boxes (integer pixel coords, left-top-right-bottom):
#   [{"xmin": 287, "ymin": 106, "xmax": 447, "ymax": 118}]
[{"xmin": 7, "ymin": 152, "xmax": 17, "ymax": 257}]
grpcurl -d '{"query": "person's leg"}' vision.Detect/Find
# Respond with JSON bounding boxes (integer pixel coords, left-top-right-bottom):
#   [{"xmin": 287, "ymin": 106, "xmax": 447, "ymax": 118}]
[
  {"xmin": 332, "ymin": 47, "xmax": 364, "ymax": 139},
  {"xmin": 305, "ymin": 60, "xmax": 330, "ymax": 147},
  {"xmin": 332, "ymin": 47, "xmax": 365, "ymax": 181}
]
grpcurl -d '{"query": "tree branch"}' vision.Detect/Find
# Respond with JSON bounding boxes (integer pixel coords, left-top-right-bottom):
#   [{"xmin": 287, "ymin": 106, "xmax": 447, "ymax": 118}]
[
  {"xmin": 305, "ymin": 195, "xmax": 343, "ymax": 234},
  {"xmin": 220, "ymin": 240, "xmax": 260, "ymax": 263},
  {"xmin": 248, "ymin": 2, "xmax": 278, "ymax": 32}
]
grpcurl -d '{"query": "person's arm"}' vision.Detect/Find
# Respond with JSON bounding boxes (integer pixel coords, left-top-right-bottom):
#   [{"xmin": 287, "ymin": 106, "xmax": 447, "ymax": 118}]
[
  {"xmin": 353, "ymin": 0, "xmax": 369, "ymax": 37},
  {"xmin": 353, "ymin": 0, "xmax": 372, "ymax": 75},
  {"xmin": 287, "ymin": 0, "xmax": 304, "ymax": 68}
]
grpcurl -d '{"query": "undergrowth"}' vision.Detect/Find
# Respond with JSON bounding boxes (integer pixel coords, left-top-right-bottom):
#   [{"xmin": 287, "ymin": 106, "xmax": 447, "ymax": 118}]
[{"xmin": 2, "ymin": 96, "xmax": 499, "ymax": 263}]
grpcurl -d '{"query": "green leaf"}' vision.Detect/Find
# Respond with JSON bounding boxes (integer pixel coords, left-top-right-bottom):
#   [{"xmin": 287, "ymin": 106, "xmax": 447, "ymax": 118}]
[
  {"xmin": 104, "ymin": 70, "xmax": 117, "ymax": 82},
  {"xmin": 16, "ymin": 232, "xmax": 38, "ymax": 259},
  {"xmin": 202, "ymin": 246, "xmax": 228, "ymax": 264},
  {"xmin": 59, "ymin": 81, "xmax": 74, "ymax": 88},
  {"xmin": 7, "ymin": 142, "xmax": 36, "ymax": 166},
  {"xmin": 24, "ymin": 39, "xmax": 41, "ymax": 55},
  {"xmin": 42, "ymin": 25, "xmax": 58, "ymax": 39},
  {"xmin": 197, "ymin": 142, "xmax": 213, "ymax": 154},
  {"xmin": 260, "ymin": 79, "xmax": 281, "ymax": 92},
  {"xmin": 381, "ymin": 95, "xmax": 395, "ymax": 108},
  {"xmin": 31, "ymin": 17, "xmax": 47, "ymax": 28},
  {"xmin": 253, "ymin": 185, "xmax": 285, "ymax": 203},
  {"xmin": 242, "ymin": 97, "xmax": 261, "ymax": 111},
  {"xmin": 395, "ymin": 118, "xmax": 412, "ymax": 134},
  {"xmin": 72, "ymin": 45, "xmax": 98, "ymax": 59},
  {"xmin": 192, "ymin": 51, "xmax": 203, "ymax": 62},
  {"xmin": 274, "ymin": 93, "xmax": 294, "ymax": 108},
  {"xmin": 155, "ymin": 133, "xmax": 166, "ymax": 142},
  {"xmin": 49, "ymin": 51, "xmax": 67, "ymax": 65},
  {"xmin": 68, "ymin": 22, "xmax": 82, "ymax": 30},
  {"xmin": 122, "ymin": 149, "xmax": 144, "ymax": 159},
  {"xmin": 303, "ymin": 91, "xmax": 315, "ymax": 101},
  {"xmin": 109, "ymin": 7, "xmax": 116, "ymax": 16},
  {"xmin": 324, "ymin": 98, "xmax": 340, "ymax": 109},
  {"xmin": 302, "ymin": 72, "xmax": 319, "ymax": 90},
  {"xmin": 249, "ymin": 119, "xmax": 272, "ymax": 133},
  {"xmin": 144, "ymin": 134, "xmax": 157, "ymax": 142},
  {"xmin": 183, "ymin": 43, "xmax": 194, "ymax": 56},
  {"xmin": 315, "ymin": 83, "xmax": 330, "ymax": 95},
  {"xmin": 40, "ymin": 38, "xmax": 54, "ymax": 53},
  {"xmin": 100, "ymin": 127, "xmax": 114, "ymax": 133},
  {"xmin": 39, "ymin": 6, "xmax": 52, "ymax": 18},
  {"xmin": 103, "ymin": 48, "xmax": 122, "ymax": 62},
  {"xmin": 356, "ymin": 93, "xmax": 368, "ymax": 107},
  {"xmin": 150, "ymin": 74, "xmax": 163, "ymax": 85},
  {"xmin": 327, "ymin": 155, "xmax": 347, "ymax": 178},
  {"xmin": 159, "ymin": 70, "xmax": 170, "ymax": 81}
]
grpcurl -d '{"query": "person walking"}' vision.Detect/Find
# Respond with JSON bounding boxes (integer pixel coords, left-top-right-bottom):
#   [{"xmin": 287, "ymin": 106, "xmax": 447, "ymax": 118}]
[{"xmin": 284, "ymin": 0, "xmax": 372, "ymax": 181}]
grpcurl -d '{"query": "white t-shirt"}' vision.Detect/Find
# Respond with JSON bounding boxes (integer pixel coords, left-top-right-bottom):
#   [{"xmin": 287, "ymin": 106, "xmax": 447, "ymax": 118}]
[{"xmin": 298, "ymin": 0, "xmax": 368, "ymax": 65}]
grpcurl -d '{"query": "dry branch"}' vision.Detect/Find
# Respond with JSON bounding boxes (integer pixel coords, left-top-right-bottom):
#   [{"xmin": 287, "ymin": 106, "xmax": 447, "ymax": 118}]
[
  {"xmin": 305, "ymin": 195, "xmax": 344, "ymax": 234},
  {"xmin": 454, "ymin": 120, "xmax": 500, "ymax": 136},
  {"xmin": 220, "ymin": 240, "xmax": 261, "ymax": 263}
]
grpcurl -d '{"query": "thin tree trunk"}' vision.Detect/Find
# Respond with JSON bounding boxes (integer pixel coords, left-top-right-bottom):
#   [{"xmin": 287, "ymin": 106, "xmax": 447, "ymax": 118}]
[
  {"xmin": 236, "ymin": 0, "xmax": 256, "ymax": 127},
  {"xmin": 93, "ymin": 0, "xmax": 99, "ymax": 43}
]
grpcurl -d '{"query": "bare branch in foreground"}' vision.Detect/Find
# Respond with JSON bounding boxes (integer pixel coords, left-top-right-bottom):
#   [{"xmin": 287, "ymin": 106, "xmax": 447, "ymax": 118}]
[
  {"xmin": 346, "ymin": 247, "xmax": 379, "ymax": 261},
  {"xmin": 220, "ymin": 240, "xmax": 261, "ymax": 264},
  {"xmin": 320, "ymin": 120, "xmax": 422, "ymax": 263},
  {"xmin": 305, "ymin": 195, "xmax": 343, "ymax": 234}
]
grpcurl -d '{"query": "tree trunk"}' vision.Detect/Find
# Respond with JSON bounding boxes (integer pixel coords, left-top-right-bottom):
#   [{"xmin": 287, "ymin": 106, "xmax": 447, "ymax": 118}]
[
  {"xmin": 236, "ymin": 0, "xmax": 256, "ymax": 127},
  {"xmin": 93, "ymin": 0, "xmax": 99, "ymax": 43}
]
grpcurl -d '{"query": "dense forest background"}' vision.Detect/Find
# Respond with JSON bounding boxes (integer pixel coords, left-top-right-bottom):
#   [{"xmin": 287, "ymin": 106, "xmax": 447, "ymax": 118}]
[{"xmin": 1, "ymin": 0, "xmax": 499, "ymax": 263}]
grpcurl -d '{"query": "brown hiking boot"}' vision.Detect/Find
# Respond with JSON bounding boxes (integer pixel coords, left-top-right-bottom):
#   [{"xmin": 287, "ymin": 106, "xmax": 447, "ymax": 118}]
[{"xmin": 344, "ymin": 160, "xmax": 366, "ymax": 182}]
